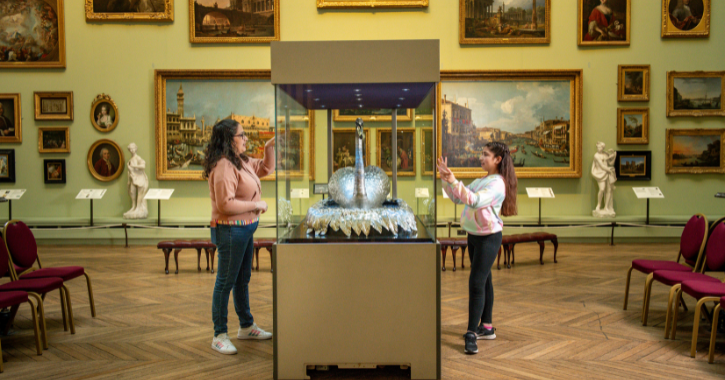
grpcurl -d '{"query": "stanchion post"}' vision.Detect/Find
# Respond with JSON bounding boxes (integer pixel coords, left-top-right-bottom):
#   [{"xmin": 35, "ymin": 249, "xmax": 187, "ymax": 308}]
[
  {"xmin": 610, "ymin": 222, "xmax": 616, "ymax": 246},
  {"xmin": 8, "ymin": 199, "xmax": 11, "ymax": 221},
  {"xmin": 158, "ymin": 199, "xmax": 161, "ymax": 227},
  {"xmin": 538, "ymin": 198, "xmax": 542, "ymax": 226},
  {"xmin": 646, "ymin": 198, "xmax": 650, "ymax": 225}
]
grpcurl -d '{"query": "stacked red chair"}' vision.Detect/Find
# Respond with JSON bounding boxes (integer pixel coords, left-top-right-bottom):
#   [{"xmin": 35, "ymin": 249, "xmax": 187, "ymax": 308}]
[{"xmin": 0, "ymin": 291, "xmax": 42, "ymax": 372}]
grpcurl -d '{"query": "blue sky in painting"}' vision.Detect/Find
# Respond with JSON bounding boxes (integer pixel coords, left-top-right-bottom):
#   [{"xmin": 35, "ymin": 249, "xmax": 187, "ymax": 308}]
[
  {"xmin": 625, "ymin": 114, "xmax": 642, "ymax": 127},
  {"xmin": 674, "ymin": 77, "xmax": 722, "ymax": 99}
]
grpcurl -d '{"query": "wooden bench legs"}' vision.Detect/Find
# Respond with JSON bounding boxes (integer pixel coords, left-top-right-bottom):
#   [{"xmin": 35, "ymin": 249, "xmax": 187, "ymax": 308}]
[
  {"xmin": 162, "ymin": 247, "xmax": 216, "ymax": 275},
  {"xmin": 441, "ymin": 245, "xmax": 468, "ymax": 272},
  {"xmin": 254, "ymin": 247, "xmax": 273, "ymax": 272},
  {"xmin": 162, "ymin": 248, "xmax": 172, "ymax": 275},
  {"xmin": 502, "ymin": 238, "xmax": 559, "ymax": 269}
]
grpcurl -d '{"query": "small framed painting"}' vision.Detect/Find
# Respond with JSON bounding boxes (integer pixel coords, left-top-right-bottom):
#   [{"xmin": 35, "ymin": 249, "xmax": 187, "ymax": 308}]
[
  {"xmin": 332, "ymin": 128, "xmax": 370, "ymax": 172},
  {"xmin": 618, "ymin": 65, "xmax": 649, "ymax": 102},
  {"xmin": 0, "ymin": 94, "xmax": 21, "ymax": 143},
  {"xmin": 34, "ymin": 92, "xmax": 74, "ymax": 121},
  {"xmin": 0, "ymin": 150, "xmax": 15, "ymax": 183},
  {"xmin": 376, "ymin": 128, "xmax": 416, "ymax": 177},
  {"xmin": 459, "ymin": 0, "xmax": 551, "ymax": 45},
  {"xmin": 667, "ymin": 71, "xmax": 725, "ymax": 117},
  {"xmin": 38, "ymin": 127, "xmax": 70, "ymax": 153},
  {"xmin": 189, "ymin": 0, "xmax": 279, "ymax": 43},
  {"xmin": 88, "ymin": 139, "xmax": 125, "ymax": 181},
  {"xmin": 662, "ymin": 0, "xmax": 710, "ymax": 38},
  {"xmin": 666, "ymin": 129, "xmax": 725, "ymax": 174},
  {"xmin": 90, "ymin": 94, "xmax": 119, "ymax": 132},
  {"xmin": 615, "ymin": 150, "xmax": 651, "ymax": 181},
  {"xmin": 85, "ymin": 0, "xmax": 174, "ymax": 22},
  {"xmin": 578, "ymin": 0, "xmax": 630, "ymax": 46},
  {"xmin": 44, "ymin": 159, "xmax": 66, "ymax": 184},
  {"xmin": 617, "ymin": 108, "xmax": 649, "ymax": 145},
  {"xmin": 317, "ymin": 0, "xmax": 428, "ymax": 8}
]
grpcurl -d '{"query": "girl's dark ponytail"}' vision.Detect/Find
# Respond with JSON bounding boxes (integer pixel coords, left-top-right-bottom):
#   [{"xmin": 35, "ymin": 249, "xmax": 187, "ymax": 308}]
[{"xmin": 485, "ymin": 142, "xmax": 518, "ymax": 217}]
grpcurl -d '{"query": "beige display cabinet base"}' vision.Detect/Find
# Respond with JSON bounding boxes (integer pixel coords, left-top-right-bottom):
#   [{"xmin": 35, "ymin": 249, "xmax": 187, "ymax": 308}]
[{"xmin": 274, "ymin": 242, "xmax": 440, "ymax": 380}]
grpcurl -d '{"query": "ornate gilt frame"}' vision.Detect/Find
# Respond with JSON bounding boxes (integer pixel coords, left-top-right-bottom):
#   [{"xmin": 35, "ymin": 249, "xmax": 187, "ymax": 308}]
[
  {"xmin": 90, "ymin": 94, "xmax": 119, "ymax": 132},
  {"xmin": 155, "ymin": 69, "xmax": 315, "ymax": 181},
  {"xmin": 376, "ymin": 127, "xmax": 416, "ymax": 177},
  {"xmin": 317, "ymin": 0, "xmax": 428, "ymax": 8},
  {"xmin": 38, "ymin": 127, "xmax": 70, "ymax": 153},
  {"xmin": 577, "ymin": 0, "xmax": 631, "ymax": 46},
  {"xmin": 617, "ymin": 108, "xmax": 649, "ymax": 145},
  {"xmin": 333, "ymin": 109, "xmax": 412, "ymax": 122},
  {"xmin": 87, "ymin": 139, "xmax": 125, "ymax": 182},
  {"xmin": 189, "ymin": 0, "xmax": 280, "ymax": 43},
  {"xmin": 421, "ymin": 127, "xmax": 433, "ymax": 175},
  {"xmin": 459, "ymin": 0, "xmax": 551, "ymax": 45},
  {"xmin": 85, "ymin": 0, "xmax": 173, "ymax": 22},
  {"xmin": 618, "ymin": 65, "xmax": 650, "ymax": 102},
  {"xmin": 34, "ymin": 92, "xmax": 74, "ymax": 121},
  {"xmin": 331, "ymin": 128, "xmax": 371, "ymax": 170},
  {"xmin": 0, "ymin": 0, "xmax": 65, "ymax": 69},
  {"xmin": 667, "ymin": 71, "xmax": 725, "ymax": 117},
  {"xmin": 438, "ymin": 70, "xmax": 583, "ymax": 179},
  {"xmin": 662, "ymin": 0, "xmax": 710, "ymax": 38},
  {"xmin": 666, "ymin": 129, "xmax": 725, "ymax": 174},
  {"xmin": 0, "ymin": 93, "xmax": 22, "ymax": 143}
]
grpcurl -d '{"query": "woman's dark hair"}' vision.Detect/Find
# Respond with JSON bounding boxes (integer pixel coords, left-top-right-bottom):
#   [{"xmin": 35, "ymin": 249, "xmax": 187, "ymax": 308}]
[
  {"xmin": 202, "ymin": 119, "xmax": 248, "ymax": 179},
  {"xmin": 485, "ymin": 141, "xmax": 518, "ymax": 217}
]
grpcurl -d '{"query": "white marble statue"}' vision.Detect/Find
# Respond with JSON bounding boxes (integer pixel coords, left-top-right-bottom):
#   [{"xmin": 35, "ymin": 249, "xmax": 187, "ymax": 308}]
[
  {"xmin": 123, "ymin": 143, "xmax": 149, "ymax": 219},
  {"xmin": 591, "ymin": 141, "xmax": 617, "ymax": 218}
]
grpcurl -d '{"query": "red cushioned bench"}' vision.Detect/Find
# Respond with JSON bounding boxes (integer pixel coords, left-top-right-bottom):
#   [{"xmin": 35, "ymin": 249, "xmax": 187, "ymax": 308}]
[
  {"xmin": 157, "ymin": 240, "xmax": 217, "ymax": 275},
  {"xmin": 439, "ymin": 238, "xmax": 468, "ymax": 271},
  {"xmin": 254, "ymin": 239, "xmax": 274, "ymax": 272},
  {"xmin": 497, "ymin": 232, "xmax": 558, "ymax": 270}
]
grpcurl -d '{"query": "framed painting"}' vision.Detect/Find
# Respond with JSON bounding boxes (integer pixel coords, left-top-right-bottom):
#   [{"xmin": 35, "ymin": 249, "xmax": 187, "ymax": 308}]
[
  {"xmin": 617, "ymin": 108, "xmax": 649, "ymax": 145},
  {"xmin": 189, "ymin": 0, "xmax": 279, "ymax": 43},
  {"xmin": 421, "ymin": 127, "xmax": 434, "ymax": 175},
  {"xmin": 44, "ymin": 159, "xmax": 66, "ymax": 184},
  {"xmin": 317, "ymin": 0, "xmax": 428, "ymax": 8},
  {"xmin": 0, "ymin": 0, "xmax": 65, "ymax": 68},
  {"xmin": 618, "ymin": 65, "xmax": 650, "ymax": 102},
  {"xmin": 459, "ymin": 0, "xmax": 550, "ymax": 45},
  {"xmin": 332, "ymin": 128, "xmax": 370, "ymax": 172},
  {"xmin": 578, "ymin": 0, "xmax": 630, "ymax": 46},
  {"xmin": 0, "ymin": 94, "xmax": 21, "ymax": 143},
  {"xmin": 615, "ymin": 150, "xmax": 651, "ymax": 181},
  {"xmin": 0, "ymin": 150, "xmax": 15, "ymax": 183},
  {"xmin": 155, "ymin": 69, "xmax": 314, "ymax": 181},
  {"xmin": 85, "ymin": 0, "xmax": 173, "ymax": 21},
  {"xmin": 334, "ymin": 108, "xmax": 412, "ymax": 122},
  {"xmin": 377, "ymin": 128, "xmax": 416, "ymax": 177},
  {"xmin": 438, "ymin": 70, "xmax": 583, "ymax": 179},
  {"xmin": 667, "ymin": 71, "xmax": 724, "ymax": 117},
  {"xmin": 91, "ymin": 94, "xmax": 120, "ymax": 132},
  {"xmin": 34, "ymin": 92, "xmax": 73, "ymax": 121},
  {"xmin": 87, "ymin": 139, "xmax": 125, "ymax": 181},
  {"xmin": 662, "ymin": 0, "xmax": 710, "ymax": 38},
  {"xmin": 666, "ymin": 129, "xmax": 724, "ymax": 174},
  {"xmin": 38, "ymin": 127, "xmax": 70, "ymax": 153}
]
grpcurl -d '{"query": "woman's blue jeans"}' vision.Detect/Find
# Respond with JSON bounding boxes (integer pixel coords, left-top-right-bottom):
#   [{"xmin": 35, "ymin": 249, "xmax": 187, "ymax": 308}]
[{"xmin": 211, "ymin": 222, "xmax": 258, "ymax": 337}]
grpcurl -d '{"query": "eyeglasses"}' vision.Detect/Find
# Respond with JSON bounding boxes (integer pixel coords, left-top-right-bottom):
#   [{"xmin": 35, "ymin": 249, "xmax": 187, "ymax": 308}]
[{"xmin": 234, "ymin": 132, "xmax": 247, "ymax": 139}]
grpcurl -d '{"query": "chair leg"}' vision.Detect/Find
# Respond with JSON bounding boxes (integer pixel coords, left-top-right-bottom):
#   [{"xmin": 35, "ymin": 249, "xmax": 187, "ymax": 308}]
[
  {"xmin": 461, "ymin": 247, "xmax": 467, "ymax": 269},
  {"xmin": 538, "ymin": 241, "xmax": 545, "ymax": 265},
  {"xmin": 59, "ymin": 288, "xmax": 68, "ymax": 332},
  {"xmin": 28, "ymin": 292, "xmax": 48, "ymax": 350},
  {"xmin": 642, "ymin": 273, "xmax": 654, "ymax": 326},
  {"xmin": 267, "ymin": 248, "xmax": 274, "ymax": 273},
  {"xmin": 61, "ymin": 285, "xmax": 75, "ymax": 335},
  {"xmin": 196, "ymin": 248, "xmax": 202, "ymax": 271},
  {"xmin": 205, "ymin": 248, "xmax": 210, "ymax": 271},
  {"xmin": 671, "ymin": 287, "xmax": 683, "ymax": 340},
  {"xmin": 210, "ymin": 248, "xmax": 216, "ymax": 274},
  {"xmin": 692, "ymin": 297, "xmax": 719, "ymax": 358},
  {"xmin": 497, "ymin": 246, "xmax": 502, "ymax": 270},
  {"xmin": 511, "ymin": 244, "xmax": 516, "ymax": 265},
  {"xmin": 451, "ymin": 247, "xmax": 458, "ymax": 272},
  {"xmin": 254, "ymin": 247, "xmax": 260, "ymax": 271},
  {"xmin": 0, "ymin": 336, "xmax": 2, "ymax": 373},
  {"xmin": 441, "ymin": 246, "xmax": 448, "ymax": 271},
  {"xmin": 173, "ymin": 248, "xmax": 182, "ymax": 274},
  {"xmin": 664, "ymin": 284, "xmax": 680, "ymax": 339},
  {"xmin": 623, "ymin": 266, "xmax": 634, "ymax": 310},
  {"xmin": 83, "ymin": 273, "xmax": 96, "ymax": 318},
  {"xmin": 709, "ymin": 304, "xmax": 721, "ymax": 364},
  {"xmin": 25, "ymin": 298, "xmax": 42, "ymax": 355},
  {"xmin": 551, "ymin": 238, "xmax": 558, "ymax": 263},
  {"xmin": 163, "ymin": 248, "xmax": 171, "ymax": 274}
]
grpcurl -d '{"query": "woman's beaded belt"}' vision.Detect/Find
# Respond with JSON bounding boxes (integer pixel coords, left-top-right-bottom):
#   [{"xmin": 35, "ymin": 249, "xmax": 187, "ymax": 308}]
[{"xmin": 210, "ymin": 217, "xmax": 259, "ymax": 227}]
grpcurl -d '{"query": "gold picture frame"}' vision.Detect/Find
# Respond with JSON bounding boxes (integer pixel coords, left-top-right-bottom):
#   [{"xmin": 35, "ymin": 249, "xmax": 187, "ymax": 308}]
[
  {"xmin": 0, "ymin": 0, "xmax": 65, "ymax": 69},
  {"xmin": 38, "ymin": 127, "xmax": 70, "ymax": 153},
  {"xmin": 317, "ymin": 0, "xmax": 428, "ymax": 8},
  {"xmin": 0, "ymin": 94, "xmax": 22, "ymax": 143},
  {"xmin": 155, "ymin": 69, "xmax": 315, "ymax": 181},
  {"xmin": 85, "ymin": 0, "xmax": 174, "ymax": 22},
  {"xmin": 618, "ymin": 65, "xmax": 650, "ymax": 102},
  {"xmin": 662, "ymin": 0, "xmax": 710, "ymax": 38},
  {"xmin": 617, "ymin": 108, "xmax": 649, "ymax": 145},
  {"xmin": 333, "ymin": 108, "xmax": 412, "ymax": 122},
  {"xmin": 438, "ymin": 70, "xmax": 583, "ymax": 179},
  {"xmin": 666, "ymin": 128, "xmax": 725, "ymax": 174},
  {"xmin": 34, "ymin": 92, "xmax": 74, "ymax": 121},
  {"xmin": 90, "ymin": 94, "xmax": 120, "ymax": 132},
  {"xmin": 421, "ymin": 127, "xmax": 434, "ymax": 175},
  {"xmin": 376, "ymin": 128, "xmax": 416, "ymax": 177},
  {"xmin": 87, "ymin": 139, "xmax": 125, "ymax": 182},
  {"xmin": 459, "ymin": 0, "xmax": 551, "ymax": 45},
  {"xmin": 577, "ymin": 0, "xmax": 630, "ymax": 46},
  {"xmin": 332, "ymin": 128, "xmax": 370, "ymax": 172},
  {"xmin": 667, "ymin": 71, "xmax": 725, "ymax": 117},
  {"xmin": 189, "ymin": 0, "xmax": 280, "ymax": 44}
]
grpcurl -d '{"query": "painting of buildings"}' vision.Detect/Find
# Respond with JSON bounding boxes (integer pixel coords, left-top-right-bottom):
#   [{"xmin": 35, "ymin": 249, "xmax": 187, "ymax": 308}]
[
  {"xmin": 191, "ymin": 0, "xmax": 278, "ymax": 42},
  {"xmin": 461, "ymin": 0, "xmax": 549, "ymax": 44}
]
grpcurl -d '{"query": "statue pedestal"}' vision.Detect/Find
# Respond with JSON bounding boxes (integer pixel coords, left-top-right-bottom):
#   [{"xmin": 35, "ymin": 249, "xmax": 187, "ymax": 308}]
[{"xmin": 593, "ymin": 209, "xmax": 615, "ymax": 218}]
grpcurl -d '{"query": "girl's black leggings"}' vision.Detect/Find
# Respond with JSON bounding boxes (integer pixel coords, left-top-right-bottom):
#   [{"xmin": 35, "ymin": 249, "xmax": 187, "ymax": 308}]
[{"xmin": 467, "ymin": 231, "xmax": 502, "ymax": 332}]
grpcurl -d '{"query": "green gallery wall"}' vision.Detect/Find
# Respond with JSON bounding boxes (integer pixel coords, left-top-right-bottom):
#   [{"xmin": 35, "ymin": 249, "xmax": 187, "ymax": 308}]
[{"xmin": 3, "ymin": 1, "xmax": 724, "ymax": 244}]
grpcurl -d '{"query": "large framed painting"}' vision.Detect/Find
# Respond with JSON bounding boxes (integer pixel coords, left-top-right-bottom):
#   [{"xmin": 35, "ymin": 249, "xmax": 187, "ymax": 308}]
[
  {"xmin": 155, "ymin": 70, "xmax": 314, "ymax": 181},
  {"xmin": 85, "ymin": 0, "xmax": 173, "ymax": 21},
  {"xmin": 615, "ymin": 150, "xmax": 651, "ymax": 181},
  {"xmin": 332, "ymin": 128, "xmax": 370, "ymax": 173},
  {"xmin": 662, "ymin": 0, "xmax": 710, "ymax": 38},
  {"xmin": 87, "ymin": 139, "xmax": 125, "ymax": 182},
  {"xmin": 34, "ymin": 92, "xmax": 73, "ymax": 121},
  {"xmin": 0, "ymin": 150, "xmax": 15, "ymax": 183},
  {"xmin": 578, "ymin": 0, "xmax": 630, "ymax": 46},
  {"xmin": 189, "ymin": 0, "xmax": 279, "ymax": 43},
  {"xmin": 0, "ymin": 0, "xmax": 66, "ymax": 68},
  {"xmin": 44, "ymin": 159, "xmax": 66, "ymax": 184},
  {"xmin": 438, "ymin": 70, "xmax": 583, "ymax": 179},
  {"xmin": 0, "ymin": 94, "xmax": 21, "ymax": 143},
  {"xmin": 317, "ymin": 0, "xmax": 428, "ymax": 8},
  {"xmin": 377, "ymin": 128, "xmax": 416, "ymax": 177},
  {"xmin": 459, "ymin": 0, "xmax": 550, "ymax": 45},
  {"xmin": 38, "ymin": 127, "xmax": 70, "ymax": 153},
  {"xmin": 617, "ymin": 108, "xmax": 649, "ymax": 145},
  {"xmin": 666, "ymin": 129, "xmax": 724, "ymax": 174},
  {"xmin": 667, "ymin": 71, "xmax": 725, "ymax": 117},
  {"xmin": 618, "ymin": 65, "xmax": 649, "ymax": 102},
  {"xmin": 421, "ymin": 127, "xmax": 434, "ymax": 175},
  {"xmin": 334, "ymin": 108, "xmax": 411, "ymax": 122}
]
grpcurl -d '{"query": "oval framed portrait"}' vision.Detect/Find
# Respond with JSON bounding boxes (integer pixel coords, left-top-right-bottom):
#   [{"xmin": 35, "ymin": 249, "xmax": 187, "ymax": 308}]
[
  {"xmin": 90, "ymin": 94, "xmax": 119, "ymax": 132},
  {"xmin": 87, "ymin": 139, "xmax": 124, "ymax": 182}
]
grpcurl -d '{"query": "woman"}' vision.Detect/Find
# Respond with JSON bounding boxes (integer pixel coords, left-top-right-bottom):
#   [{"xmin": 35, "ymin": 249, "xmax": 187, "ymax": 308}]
[
  {"xmin": 437, "ymin": 142, "xmax": 518, "ymax": 355},
  {"xmin": 583, "ymin": 0, "xmax": 625, "ymax": 41},
  {"xmin": 203, "ymin": 119, "xmax": 275, "ymax": 355},
  {"xmin": 96, "ymin": 105, "xmax": 113, "ymax": 129}
]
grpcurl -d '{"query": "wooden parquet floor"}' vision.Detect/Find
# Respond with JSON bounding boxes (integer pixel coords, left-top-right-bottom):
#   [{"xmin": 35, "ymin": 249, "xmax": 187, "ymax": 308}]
[{"xmin": 2, "ymin": 243, "xmax": 725, "ymax": 379}]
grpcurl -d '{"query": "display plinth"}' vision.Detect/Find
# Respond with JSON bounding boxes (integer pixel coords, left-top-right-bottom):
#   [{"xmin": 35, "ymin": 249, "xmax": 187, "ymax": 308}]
[{"xmin": 274, "ymin": 242, "xmax": 440, "ymax": 380}]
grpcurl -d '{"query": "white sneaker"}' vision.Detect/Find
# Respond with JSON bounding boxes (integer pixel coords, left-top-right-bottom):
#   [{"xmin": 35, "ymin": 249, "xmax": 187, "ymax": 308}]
[
  {"xmin": 211, "ymin": 333, "xmax": 238, "ymax": 354},
  {"xmin": 237, "ymin": 323, "xmax": 272, "ymax": 340}
]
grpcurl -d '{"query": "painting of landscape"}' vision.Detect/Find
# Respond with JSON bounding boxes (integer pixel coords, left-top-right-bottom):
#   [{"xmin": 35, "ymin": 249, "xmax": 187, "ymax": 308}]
[{"xmin": 666, "ymin": 129, "xmax": 724, "ymax": 174}]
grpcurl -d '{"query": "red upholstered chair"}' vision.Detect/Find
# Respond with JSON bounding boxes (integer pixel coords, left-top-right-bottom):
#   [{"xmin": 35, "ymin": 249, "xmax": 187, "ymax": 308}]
[
  {"xmin": 672, "ymin": 281, "xmax": 725, "ymax": 360},
  {"xmin": 626, "ymin": 214, "xmax": 708, "ymax": 319},
  {"xmin": 3, "ymin": 220, "xmax": 96, "ymax": 318},
  {"xmin": 637, "ymin": 214, "xmax": 711, "ymax": 326},
  {"xmin": 709, "ymin": 296, "xmax": 725, "ymax": 364},
  {"xmin": 0, "ymin": 291, "xmax": 43, "ymax": 372}
]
